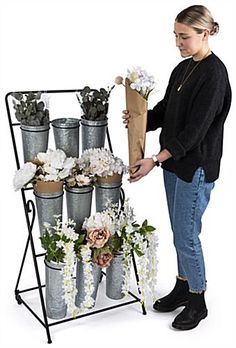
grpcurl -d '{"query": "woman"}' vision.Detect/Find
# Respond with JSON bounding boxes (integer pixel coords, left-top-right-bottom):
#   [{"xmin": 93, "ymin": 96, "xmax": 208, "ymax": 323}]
[{"xmin": 123, "ymin": 5, "xmax": 231, "ymax": 330}]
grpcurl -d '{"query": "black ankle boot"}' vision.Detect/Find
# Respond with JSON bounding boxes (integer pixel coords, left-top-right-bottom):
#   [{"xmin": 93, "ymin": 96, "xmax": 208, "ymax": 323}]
[
  {"xmin": 153, "ymin": 278, "xmax": 189, "ymax": 312},
  {"xmin": 172, "ymin": 292, "xmax": 208, "ymax": 330}
]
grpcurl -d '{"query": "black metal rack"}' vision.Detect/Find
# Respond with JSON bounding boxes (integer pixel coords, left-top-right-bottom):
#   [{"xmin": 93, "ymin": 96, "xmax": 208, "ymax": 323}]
[{"xmin": 5, "ymin": 89, "xmax": 146, "ymax": 344}]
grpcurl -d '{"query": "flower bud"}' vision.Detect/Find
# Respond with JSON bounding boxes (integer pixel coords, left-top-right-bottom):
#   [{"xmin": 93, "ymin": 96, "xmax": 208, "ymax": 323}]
[{"xmin": 115, "ymin": 76, "xmax": 124, "ymax": 85}]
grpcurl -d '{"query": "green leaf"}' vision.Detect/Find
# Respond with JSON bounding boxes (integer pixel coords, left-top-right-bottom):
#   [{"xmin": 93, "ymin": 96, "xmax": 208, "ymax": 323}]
[
  {"xmin": 146, "ymin": 225, "xmax": 156, "ymax": 232},
  {"xmin": 142, "ymin": 219, "xmax": 148, "ymax": 227}
]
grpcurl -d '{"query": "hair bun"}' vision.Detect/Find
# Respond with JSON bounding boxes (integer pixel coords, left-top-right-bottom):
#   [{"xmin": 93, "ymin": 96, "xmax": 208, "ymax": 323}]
[{"xmin": 210, "ymin": 21, "xmax": 219, "ymax": 35}]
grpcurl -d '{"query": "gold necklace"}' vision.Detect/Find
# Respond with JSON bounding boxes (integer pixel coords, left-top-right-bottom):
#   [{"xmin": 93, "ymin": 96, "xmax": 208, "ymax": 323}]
[{"xmin": 177, "ymin": 50, "xmax": 211, "ymax": 92}]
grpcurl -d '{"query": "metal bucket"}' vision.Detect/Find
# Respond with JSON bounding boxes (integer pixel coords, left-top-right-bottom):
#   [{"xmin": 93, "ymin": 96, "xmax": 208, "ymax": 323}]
[
  {"xmin": 75, "ymin": 259, "xmax": 102, "ymax": 308},
  {"xmin": 51, "ymin": 118, "xmax": 80, "ymax": 157},
  {"xmin": 45, "ymin": 259, "xmax": 67, "ymax": 319},
  {"xmin": 20, "ymin": 123, "xmax": 50, "ymax": 162},
  {"xmin": 106, "ymin": 253, "xmax": 125, "ymax": 300},
  {"xmin": 95, "ymin": 182, "xmax": 122, "ymax": 212},
  {"xmin": 34, "ymin": 190, "xmax": 64, "ymax": 237},
  {"xmin": 80, "ymin": 118, "xmax": 107, "ymax": 152},
  {"xmin": 65, "ymin": 185, "xmax": 93, "ymax": 232}
]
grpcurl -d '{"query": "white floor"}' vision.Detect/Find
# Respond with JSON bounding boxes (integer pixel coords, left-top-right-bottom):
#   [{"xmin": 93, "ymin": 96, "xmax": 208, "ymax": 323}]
[{"xmin": 1, "ymin": 1, "xmax": 236, "ymax": 346}]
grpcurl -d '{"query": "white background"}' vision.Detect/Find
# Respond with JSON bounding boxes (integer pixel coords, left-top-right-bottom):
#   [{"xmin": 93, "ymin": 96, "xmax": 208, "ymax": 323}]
[{"xmin": 0, "ymin": 0, "xmax": 235, "ymax": 347}]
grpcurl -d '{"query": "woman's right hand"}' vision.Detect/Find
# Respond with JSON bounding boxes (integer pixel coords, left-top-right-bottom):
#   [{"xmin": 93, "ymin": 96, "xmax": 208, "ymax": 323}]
[{"xmin": 122, "ymin": 110, "xmax": 130, "ymax": 127}]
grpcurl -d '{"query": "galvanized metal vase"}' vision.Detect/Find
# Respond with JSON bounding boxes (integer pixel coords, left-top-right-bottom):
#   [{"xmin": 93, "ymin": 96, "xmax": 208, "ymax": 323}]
[
  {"xmin": 51, "ymin": 117, "xmax": 80, "ymax": 157},
  {"xmin": 65, "ymin": 185, "xmax": 93, "ymax": 232},
  {"xmin": 75, "ymin": 259, "xmax": 102, "ymax": 308},
  {"xmin": 45, "ymin": 259, "xmax": 67, "ymax": 319},
  {"xmin": 106, "ymin": 253, "xmax": 125, "ymax": 300},
  {"xmin": 81, "ymin": 118, "xmax": 107, "ymax": 152},
  {"xmin": 33, "ymin": 181, "xmax": 64, "ymax": 237},
  {"xmin": 95, "ymin": 174, "xmax": 122, "ymax": 212},
  {"xmin": 20, "ymin": 123, "xmax": 50, "ymax": 162}
]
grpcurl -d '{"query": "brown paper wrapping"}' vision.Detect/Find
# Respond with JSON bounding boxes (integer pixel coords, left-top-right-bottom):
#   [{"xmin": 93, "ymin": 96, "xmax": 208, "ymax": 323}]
[
  {"xmin": 125, "ymin": 78, "xmax": 148, "ymax": 174},
  {"xmin": 96, "ymin": 173, "xmax": 122, "ymax": 185},
  {"xmin": 33, "ymin": 180, "xmax": 64, "ymax": 193}
]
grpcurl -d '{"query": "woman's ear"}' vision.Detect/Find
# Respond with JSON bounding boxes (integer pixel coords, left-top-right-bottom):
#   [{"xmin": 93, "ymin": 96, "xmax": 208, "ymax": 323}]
[{"xmin": 203, "ymin": 29, "xmax": 210, "ymax": 41}]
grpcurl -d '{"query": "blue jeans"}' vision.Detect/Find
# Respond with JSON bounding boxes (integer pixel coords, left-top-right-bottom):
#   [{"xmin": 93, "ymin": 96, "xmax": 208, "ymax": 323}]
[{"xmin": 163, "ymin": 168, "xmax": 214, "ymax": 292}]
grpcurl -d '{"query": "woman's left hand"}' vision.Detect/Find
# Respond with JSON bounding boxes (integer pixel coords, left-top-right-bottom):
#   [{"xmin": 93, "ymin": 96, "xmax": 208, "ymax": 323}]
[{"xmin": 129, "ymin": 158, "xmax": 155, "ymax": 183}]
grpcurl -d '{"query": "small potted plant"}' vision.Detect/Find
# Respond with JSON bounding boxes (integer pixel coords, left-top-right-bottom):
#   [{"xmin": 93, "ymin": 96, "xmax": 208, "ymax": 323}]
[
  {"xmin": 77, "ymin": 148, "xmax": 128, "ymax": 212},
  {"xmin": 76, "ymin": 85, "xmax": 114, "ymax": 151},
  {"xmin": 11, "ymin": 92, "xmax": 50, "ymax": 162}
]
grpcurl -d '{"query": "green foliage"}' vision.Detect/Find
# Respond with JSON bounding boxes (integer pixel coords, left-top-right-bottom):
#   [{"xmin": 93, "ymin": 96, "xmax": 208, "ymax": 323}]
[
  {"xmin": 73, "ymin": 233, "xmax": 86, "ymax": 256},
  {"xmin": 40, "ymin": 222, "xmax": 85, "ymax": 263},
  {"xmin": 107, "ymin": 233, "xmax": 123, "ymax": 254},
  {"xmin": 126, "ymin": 219, "xmax": 156, "ymax": 257},
  {"xmin": 40, "ymin": 230, "xmax": 65, "ymax": 263},
  {"xmin": 11, "ymin": 91, "xmax": 49, "ymax": 126},
  {"xmin": 77, "ymin": 85, "xmax": 115, "ymax": 121}
]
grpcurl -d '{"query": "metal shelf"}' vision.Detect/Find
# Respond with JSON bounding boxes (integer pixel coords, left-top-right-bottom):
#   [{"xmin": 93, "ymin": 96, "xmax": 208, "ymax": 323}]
[{"xmin": 5, "ymin": 89, "xmax": 146, "ymax": 344}]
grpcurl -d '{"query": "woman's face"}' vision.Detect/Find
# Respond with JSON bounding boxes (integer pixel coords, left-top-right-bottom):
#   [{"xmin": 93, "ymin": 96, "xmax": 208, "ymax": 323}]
[{"xmin": 174, "ymin": 22, "xmax": 208, "ymax": 60}]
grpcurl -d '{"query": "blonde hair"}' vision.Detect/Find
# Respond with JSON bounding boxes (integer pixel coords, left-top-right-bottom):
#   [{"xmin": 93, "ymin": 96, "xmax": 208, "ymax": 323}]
[{"xmin": 176, "ymin": 5, "xmax": 219, "ymax": 36}]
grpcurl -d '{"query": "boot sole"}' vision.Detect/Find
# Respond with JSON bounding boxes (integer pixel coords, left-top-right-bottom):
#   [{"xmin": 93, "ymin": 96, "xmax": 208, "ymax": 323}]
[
  {"xmin": 153, "ymin": 300, "xmax": 189, "ymax": 313},
  {"xmin": 172, "ymin": 310, "xmax": 208, "ymax": 330}
]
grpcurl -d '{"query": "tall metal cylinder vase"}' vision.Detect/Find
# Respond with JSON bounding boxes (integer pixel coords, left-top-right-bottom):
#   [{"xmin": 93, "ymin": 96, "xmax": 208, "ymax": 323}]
[
  {"xmin": 45, "ymin": 259, "xmax": 67, "ymax": 319},
  {"xmin": 95, "ymin": 175, "xmax": 122, "ymax": 212},
  {"xmin": 75, "ymin": 259, "xmax": 102, "ymax": 308},
  {"xmin": 106, "ymin": 253, "xmax": 125, "ymax": 300},
  {"xmin": 21, "ymin": 123, "xmax": 50, "ymax": 162},
  {"xmin": 33, "ymin": 181, "xmax": 64, "ymax": 237},
  {"xmin": 52, "ymin": 118, "xmax": 80, "ymax": 157},
  {"xmin": 81, "ymin": 118, "xmax": 107, "ymax": 152},
  {"xmin": 65, "ymin": 185, "xmax": 93, "ymax": 233}
]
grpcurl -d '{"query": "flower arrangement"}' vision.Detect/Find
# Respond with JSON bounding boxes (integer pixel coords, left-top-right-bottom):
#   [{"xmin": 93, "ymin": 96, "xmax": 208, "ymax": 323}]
[
  {"xmin": 115, "ymin": 66, "xmax": 155, "ymax": 100},
  {"xmin": 82, "ymin": 200, "xmax": 158, "ymax": 303},
  {"xmin": 65, "ymin": 159, "xmax": 95, "ymax": 188},
  {"xmin": 13, "ymin": 149, "xmax": 75, "ymax": 191},
  {"xmin": 81, "ymin": 208, "xmax": 116, "ymax": 268},
  {"xmin": 76, "ymin": 86, "xmax": 115, "ymax": 121},
  {"xmin": 40, "ymin": 218, "xmax": 84, "ymax": 317},
  {"xmin": 115, "ymin": 67, "xmax": 156, "ymax": 171},
  {"xmin": 77, "ymin": 148, "xmax": 128, "ymax": 179},
  {"xmin": 40, "ymin": 199, "xmax": 158, "ymax": 316}
]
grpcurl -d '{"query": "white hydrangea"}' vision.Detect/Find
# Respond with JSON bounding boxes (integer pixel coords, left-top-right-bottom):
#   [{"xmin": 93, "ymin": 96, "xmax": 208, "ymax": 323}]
[
  {"xmin": 127, "ymin": 66, "xmax": 155, "ymax": 99},
  {"xmin": 13, "ymin": 162, "xmax": 37, "ymax": 191},
  {"xmin": 77, "ymin": 148, "xmax": 128, "ymax": 177}
]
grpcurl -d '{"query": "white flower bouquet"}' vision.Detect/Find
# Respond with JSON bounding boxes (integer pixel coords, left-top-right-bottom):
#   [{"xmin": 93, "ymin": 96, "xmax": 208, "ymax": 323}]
[
  {"xmin": 77, "ymin": 148, "xmax": 128, "ymax": 179},
  {"xmin": 115, "ymin": 67, "xmax": 156, "ymax": 173},
  {"xmin": 13, "ymin": 149, "xmax": 76, "ymax": 191}
]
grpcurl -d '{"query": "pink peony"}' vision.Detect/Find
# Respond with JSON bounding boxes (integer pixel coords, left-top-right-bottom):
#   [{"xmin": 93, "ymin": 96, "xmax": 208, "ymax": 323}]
[
  {"xmin": 94, "ymin": 251, "xmax": 113, "ymax": 268},
  {"xmin": 86, "ymin": 227, "xmax": 111, "ymax": 248}
]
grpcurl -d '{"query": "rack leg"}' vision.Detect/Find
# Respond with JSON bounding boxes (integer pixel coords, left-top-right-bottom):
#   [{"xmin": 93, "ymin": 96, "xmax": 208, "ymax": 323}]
[
  {"xmin": 14, "ymin": 235, "xmax": 30, "ymax": 299},
  {"xmin": 26, "ymin": 200, "xmax": 53, "ymax": 343}
]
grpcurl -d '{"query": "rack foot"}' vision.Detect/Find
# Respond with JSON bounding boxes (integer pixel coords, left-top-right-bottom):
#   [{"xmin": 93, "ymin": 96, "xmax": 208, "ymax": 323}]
[
  {"xmin": 142, "ymin": 304, "xmax": 147, "ymax": 315},
  {"xmin": 15, "ymin": 292, "xmax": 23, "ymax": 305}
]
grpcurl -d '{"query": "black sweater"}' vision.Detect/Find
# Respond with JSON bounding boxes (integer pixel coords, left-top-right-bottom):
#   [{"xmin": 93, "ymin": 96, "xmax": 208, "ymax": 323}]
[{"xmin": 147, "ymin": 53, "xmax": 232, "ymax": 182}]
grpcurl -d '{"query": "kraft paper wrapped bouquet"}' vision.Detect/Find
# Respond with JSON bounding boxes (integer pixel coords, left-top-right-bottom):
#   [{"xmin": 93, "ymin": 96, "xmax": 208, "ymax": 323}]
[{"xmin": 115, "ymin": 67, "xmax": 155, "ymax": 173}]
